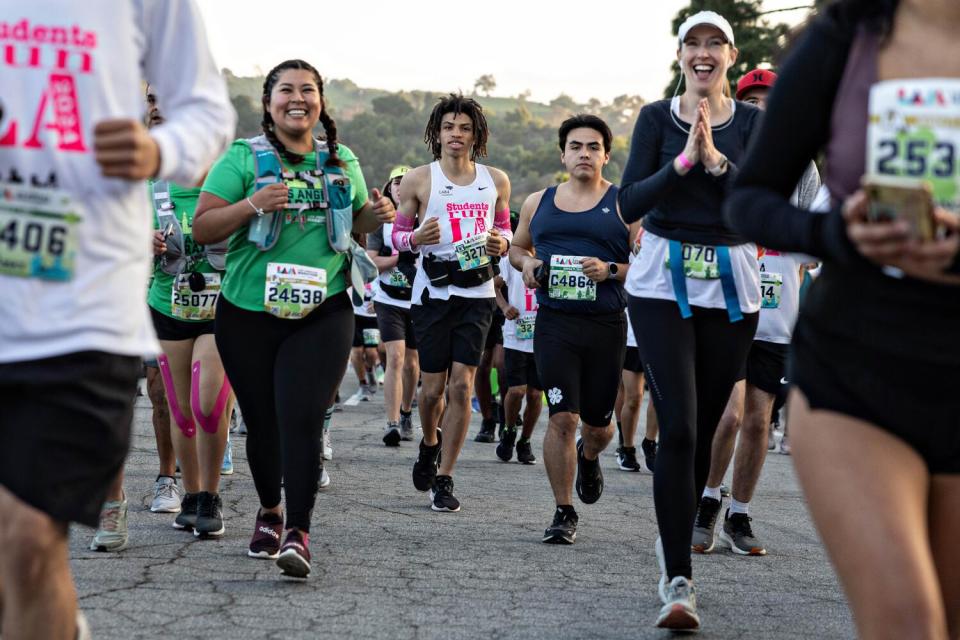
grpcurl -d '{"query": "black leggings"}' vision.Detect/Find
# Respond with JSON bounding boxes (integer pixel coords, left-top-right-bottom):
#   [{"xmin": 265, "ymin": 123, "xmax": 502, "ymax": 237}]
[
  {"xmin": 628, "ymin": 297, "xmax": 757, "ymax": 579},
  {"xmin": 215, "ymin": 292, "xmax": 353, "ymax": 532}
]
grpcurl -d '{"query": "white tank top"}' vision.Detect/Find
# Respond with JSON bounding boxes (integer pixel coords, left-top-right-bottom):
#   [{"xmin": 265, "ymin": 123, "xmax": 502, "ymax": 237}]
[
  {"xmin": 500, "ymin": 261, "xmax": 538, "ymax": 354},
  {"xmin": 412, "ymin": 161, "xmax": 498, "ymax": 301}
]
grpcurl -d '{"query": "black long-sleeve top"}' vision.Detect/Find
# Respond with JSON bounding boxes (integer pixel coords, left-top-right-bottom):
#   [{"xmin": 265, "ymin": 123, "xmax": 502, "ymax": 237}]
[
  {"xmin": 724, "ymin": 11, "xmax": 960, "ymax": 365},
  {"xmin": 618, "ymin": 99, "xmax": 761, "ymax": 246}
]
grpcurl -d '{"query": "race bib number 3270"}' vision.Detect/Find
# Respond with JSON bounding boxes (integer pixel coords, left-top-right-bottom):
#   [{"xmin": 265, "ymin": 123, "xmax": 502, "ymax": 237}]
[
  {"xmin": 264, "ymin": 262, "xmax": 327, "ymax": 319},
  {"xmin": 0, "ymin": 182, "xmax": 80, "ymax": 282}
]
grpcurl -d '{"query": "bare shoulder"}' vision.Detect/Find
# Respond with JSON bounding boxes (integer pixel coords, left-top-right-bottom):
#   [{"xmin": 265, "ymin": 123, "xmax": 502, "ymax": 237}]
[
  {"xmin": 519, "ymin": 189, "xmax": 546, "ymax": 218},
  {"xmin": 486, "ymin": 165, "xmax": 511, "ymax": 188},
  {"xmin": 398, "ymin": 164, "xmax": 431, "ymax": 198}
]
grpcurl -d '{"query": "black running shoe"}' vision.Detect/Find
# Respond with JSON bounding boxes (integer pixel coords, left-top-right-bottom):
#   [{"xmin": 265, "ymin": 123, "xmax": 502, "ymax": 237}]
[
  {"xmin": 194, "ymin": 491, "xmax": 225, "ymax": 538},
  {"xmin": 429, "ymin": 475, "xmax": 460, "ymax": 512},
  {"xmin": 542, "ymin": 506, "xmax": 578, "ymax": 544},
  {"xmin": 383, "ymin": 422, "xmax": 401, "ymax": 447},
  {"xmin": 412, "ymin": 431, "xmax": 442, "ymax": 492},
  {"xmin": 474, "ymin": 418, "xmax": 497, "ymax": 443},
  {"xmin": 617, "ymin": 446, "xmax": 642, "ymax": 472},
  {"xmin": 575, "ymin": 437, "xmax": 603, "ymax": 504},
  {"xmin": 172, "ymin": 492, "xmax": 199, "ymax": 530},
  {"xmin": 691, "ymin": 496, "xmax": 723, "ymax": 553},
  {"xmin": 641, "ymin": 438, "xmax": 658, "ymax": 473},
  {"xmin": 516, "ymin": 438, "xmax": 536, "ymax": 465},
  {"xmin": 496, "ymin": 425, "xmax": 517, "ymax": 461}
]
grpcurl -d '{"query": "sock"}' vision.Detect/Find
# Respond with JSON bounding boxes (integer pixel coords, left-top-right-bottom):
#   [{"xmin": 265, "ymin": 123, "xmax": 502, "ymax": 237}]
[
  {"xmin": 324, "ymin": 407, "xmax": 333, "ymax": 431},
  {"xmin": 703, "ymin": 485, "xmax": 722, "ymax": 501},
  {"xmin": 616, "ymin": 421, "xmax": 623, "ymax": 446},
  {"xmin": 400, "ymin": 409, "xmax": 412, "ymax": 418},
  {"xmin": 517, "ymin": 436, "xmax": 529, "ymax": 444},
  {"xmin": 642, "ymin": 437, "xmax": 656, "ymax": 447},
  {"xmin": 557, "ymin": 504, "xmax": 576, "ymax": 515},
  {"xmin": 730, "ymin": 499, "xmax": 749, "ymax": 515}
]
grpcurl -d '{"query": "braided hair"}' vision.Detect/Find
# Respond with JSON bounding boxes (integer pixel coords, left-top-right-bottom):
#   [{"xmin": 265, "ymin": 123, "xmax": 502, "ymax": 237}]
[
  {"xmin": 423, "ymin": 93, "xmax": 489, "ymax": 161},
  {"xmin": 260, "ymin": 59, "xmax": 343, "ymax": 167}
]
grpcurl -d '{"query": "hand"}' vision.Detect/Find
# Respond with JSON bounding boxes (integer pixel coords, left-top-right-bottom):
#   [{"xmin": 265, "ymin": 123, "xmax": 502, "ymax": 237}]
[
  {"xmin": 248, "ymin": 183, "xmax": 289, "ymax": 215},
  {"xmin": 485, "ymin": 228, "xmax": 507, "ymax": 257},
  {"xmin": 94, "ymin": 119, "xmax": 161, "ymax": 179},
  {"xmin": 152, "ymin": 230, "xmax": 167, "ymax": 255},
  {"xmin": 697, "ymin": 100, "xmax": 722, "ymax": 170},
  {"xmin": 503, "ymin": 305, "xmax": 520, "ymax": 320},
  {"xmin": 675, "ymin": 102, "xmax": 701, "ymax": 174},
  {"xmin": 369, "ymin": 188, "xmax": 396, "ymax": 224},
  {"xmin": 414, "ymin": 216, "xmax": 441, "ymax": 247},
  {"xmin": 521, "ymin": 257, "xmax": 544, "ymax": 288},
  {"xmin": 580, "ymin": 257, "xmax": 609, "ymax": 282}
]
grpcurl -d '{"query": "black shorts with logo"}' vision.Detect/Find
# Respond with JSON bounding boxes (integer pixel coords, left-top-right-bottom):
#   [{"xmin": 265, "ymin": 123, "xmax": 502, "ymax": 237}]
[
  {"xmin": 150, "ymin": 306, "xmax": 215, "ymax": 341},
  {"xmin": 504, "ymin": 348, "xmax": 541, "ymax": 389},
  {"xmin": 533, "ymin": 306, "xmax": 626, "ymax": 426},
  {"xmin": 374, "ymin": 300, "xmax": 417, "ymax": 349},
  {"xmin": 411, "ymin": 291, "xmax": 495, "ymax": 373},
  {"xmin": 0, "ymin": 351, "xmax": 140, "ymax": 526},
  {"xmin": 353, "ymin": 315, "xmax": 380, "ymax": 348},
  {"xmin": 746, "ymin": 340, "xmax": 789, "ymax": 396}
]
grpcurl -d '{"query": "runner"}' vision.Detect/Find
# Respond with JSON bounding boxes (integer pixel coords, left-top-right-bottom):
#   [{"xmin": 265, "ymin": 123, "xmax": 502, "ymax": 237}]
[
  {"xmin": 393, "ymin": 93, "xmax": 512, "ymax": 513},
  {"xmin": 619, "ymin": 11, "xmax": 761, "ymax": 631},
  {"xmin": 494, "ymin": 253, "xmax": 542, "ymax": 465},
  {"xmin": 510, "ymin": 114, "xmax": 637, "ymax": 545},
  {"xmin": 0, "ymin": 2, "xmax": 233, "ymax": 636},
  {"xmin": 473, "ymin": 304, "xmax": 505, "ymax": 442},
  {"xmin": 368, "ymin": 165, "xmax": 421, "ymax": 446},
  {"xmin": 349, "ymin": 279, "xmax": 382, "ymax": 402},
  {"xmin": 726, "ymin": 2, "xmax": 960, "ymax": 636},
  {"xmin": 692, "ymin": 68, "xmax": 826, "ymax": 557},
  {"xmin": 193, "ymin": 59, "xmax": 394, "ymax": 577}
]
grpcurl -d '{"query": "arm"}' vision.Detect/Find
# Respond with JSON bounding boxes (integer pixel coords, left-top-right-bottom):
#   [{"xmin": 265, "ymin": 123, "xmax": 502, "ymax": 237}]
[
  {"xmin": 486, "ymin": 168, "xmax": 513, "ymax": 257},
  {"xmin": 392, "ymin": 168, "xmax": 425, "ymax": 251},
  {"xmin": 582, "ymin": 199, "xmax": 635, "ymax": 282},
  {"xmin": 366, "ymin": 231, "xmax": 399, "ymax": 273},
  {"xmin": 617, "ymin": 104, "xmax": 686, "ymax": 223},
  {"xmin": 508, "ymin": 191, "xmax": 544, "ymax": 288}
]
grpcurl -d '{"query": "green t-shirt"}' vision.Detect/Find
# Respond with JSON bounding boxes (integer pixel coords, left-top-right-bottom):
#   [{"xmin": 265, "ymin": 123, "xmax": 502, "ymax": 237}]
[
  {"xmin": 147, "ymin": 182, "xmax": 218, "ymax": 320},
  {"xmin": 201, "ymin": 140, "xmax": 368, "ymax": 313}
]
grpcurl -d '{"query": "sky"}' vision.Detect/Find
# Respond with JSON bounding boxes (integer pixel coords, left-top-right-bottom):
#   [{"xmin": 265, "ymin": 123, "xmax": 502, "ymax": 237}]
[{"xmin": 197, "ymin": 0, "xmax": 813, "ymax": 105}]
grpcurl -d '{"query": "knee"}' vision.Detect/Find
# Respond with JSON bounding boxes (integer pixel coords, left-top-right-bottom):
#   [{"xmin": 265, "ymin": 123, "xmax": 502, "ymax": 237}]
[
  {"xmin": 548, "ymin": 414, "xmax": 579, "ymax": 439},
  {"xmin": 385, "ymin": 350, "xmax": 404, "ymax": 372},
  {"xmin": 739, "ymin": 411, "xmax": 767, "ymax": 439},
  {"xmin": 657, "ymin": 421, "xmax": 695, "ymax": 453},
  {"xmin": 624, "ymin": 393, "xmax": 641, "ymax": 414},
  {"xmin": 506, "ymin": 387, "xmax": 525, "ymax": 403},
  {"xmin": 419, "ymin": 384, "xmax": 445, "ymax": 406},
  {"xmin": 447, "ymin": 377, "xmax": 472, "ymax": 401},
  {"xmin": 0, "ymin": 509, "xmax": 64, "ymax": 584}
]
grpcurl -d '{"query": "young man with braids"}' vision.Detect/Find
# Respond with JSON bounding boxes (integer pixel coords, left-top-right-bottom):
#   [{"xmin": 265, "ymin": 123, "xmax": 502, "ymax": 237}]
[
  {"xmin": 194, "ymin": 59, "xmax": 395, "ymax": 577},
  {"xmin": 393, "ymin": 94, "xmax": 512, "ymax": 512}
]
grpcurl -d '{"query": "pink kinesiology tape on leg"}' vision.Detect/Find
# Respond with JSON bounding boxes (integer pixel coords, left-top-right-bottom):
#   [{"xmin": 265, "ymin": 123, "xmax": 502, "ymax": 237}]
[
  {"xmin": 191, "ymin": 361, "xmax": 232, "ymax": 434},
  {"xmin": 157, "ymin": 354, "xmax": 196, "ymax": 438}
]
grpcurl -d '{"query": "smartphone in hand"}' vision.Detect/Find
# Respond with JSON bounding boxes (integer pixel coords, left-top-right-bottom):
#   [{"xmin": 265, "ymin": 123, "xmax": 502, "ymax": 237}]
[{"xmin": 862, "ymin": 176, "xmax": 936, "ymax": 241}]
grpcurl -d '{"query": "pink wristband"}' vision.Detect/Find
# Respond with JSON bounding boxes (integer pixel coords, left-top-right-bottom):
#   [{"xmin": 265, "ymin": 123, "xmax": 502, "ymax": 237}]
[{"xmin": 677, "ymin": 152, "xmax": 695, "ymax": 171}]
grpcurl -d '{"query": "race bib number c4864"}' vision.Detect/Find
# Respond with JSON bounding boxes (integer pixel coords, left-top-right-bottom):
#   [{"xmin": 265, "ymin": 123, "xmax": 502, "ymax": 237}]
[
  {"xmin": 760, "ymin": 272, "xmax": 782, "ymax": 310},
  {"xmin": 548, "ymin": 255, "xmax": 596, "ymax": 301},
  {"xmin": 0, "ymin": 182, "xmax": 80, "ymax": 282},
  {"xmin": 665, "ymin": 243, "xmax": 719, "ymax": 280},
  {"xmin": 453, "ymin": 233, "xmax": 490, "ymax": 270},
  {"xmin": 264, "ymin": 262, "xmax": 327, "ymax": 319},
  {"xmin": 172, "ymin": 273, "xmax": 221, "ymax": 321}
]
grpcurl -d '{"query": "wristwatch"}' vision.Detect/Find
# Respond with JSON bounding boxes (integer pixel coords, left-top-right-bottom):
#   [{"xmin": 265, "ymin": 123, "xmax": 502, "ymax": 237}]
[
  {"xmin": 707, "ymin": 154, "xmax": 729, "ymax": 177},
  {"xmin": 607, "ymin": 262, "xmax": 619, "ymax": 280}
]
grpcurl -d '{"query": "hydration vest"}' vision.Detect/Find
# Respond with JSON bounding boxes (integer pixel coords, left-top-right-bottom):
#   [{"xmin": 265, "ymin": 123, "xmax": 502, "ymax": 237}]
[{"xmin": 152, "ymin": 180, "xmax": 227, "ymax": 275}]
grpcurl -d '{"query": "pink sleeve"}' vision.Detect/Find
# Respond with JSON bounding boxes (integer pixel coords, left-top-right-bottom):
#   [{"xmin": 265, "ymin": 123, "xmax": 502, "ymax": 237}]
[
  {"xmin": 493, "ymin": 207, "xmax": 513, "ymax": 243},
  {"xmin": 392, "ymin": 212, "xmax": 416, "ymax": 251}
]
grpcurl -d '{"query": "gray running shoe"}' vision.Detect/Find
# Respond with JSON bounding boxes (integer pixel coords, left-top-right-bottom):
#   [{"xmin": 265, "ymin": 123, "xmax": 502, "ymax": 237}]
[
  {"xmin": 718, "ymin": 510, "xmax": 767, "ymax": 556},
  {"xmin": 322, "ymin": 428, "xmax": 332, "ymax": 461},
  {"xmin": 383, "ymin": 421, "xmax": 401, "ymax": 447},
  {"xmin": 90, "ymin": 498, "xmax": 128, "ymax": 552},
  {"xmin": 655, "ymin": 576, "xmax": 700, "ymax": 632},
  {"xmin": 542, "ymin": 506, "xmax": 578, "ymax": 544},
  {"xmin": 173, "ymin": 492, "xmax": 199, "ymax": 530},
  {"xmin": 150, "ymin": 476, "xmax": 182, "ymax": 513},
  {"xmin": 320, "ymin": 468, "xmax": 331, "ymax": 489},
  {"xmin": 691, "ymin": 496, "xmax": 722, "ymax": 553},
  {"xmin": 399, "ymin": 411, "xmax": 415, "ymax": 441}
]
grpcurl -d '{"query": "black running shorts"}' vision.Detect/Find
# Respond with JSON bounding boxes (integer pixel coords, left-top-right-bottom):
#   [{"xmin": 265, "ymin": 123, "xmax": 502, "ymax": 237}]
[
  {"xmin": 150, "ymin": 306, "xmax": 214, "ymax": 341},
  {"xmin": 411, "ymin": 291, "xmax": 495, "ymax": 373},
  {"xmin": 0, "ymin": 351, "xmax": 140, "ymax": 526},
  {"xmin": 374, "ymin": 301, "xmax": 416, "ymax": 349},
  {"xmin": 353, "ymin": 315, "xmax": 380, "ymax": 348},
  {"xmin": 533, "ymin": 306, "xmax": 626, "ymax": 426},
  {"xmin": 623, "ymin": 346, "xmax": 644, "ymax": 374},
  {"xmin": 504, "ymin": 348, "xmax": 541, "ymax": 390},
  {"xmin": 746, "ymin": 340, "xmax": 788, "ymax": 396},
  {"xmin": 485, "ymin": 309, "xmax": 504, "ymax": 350}
]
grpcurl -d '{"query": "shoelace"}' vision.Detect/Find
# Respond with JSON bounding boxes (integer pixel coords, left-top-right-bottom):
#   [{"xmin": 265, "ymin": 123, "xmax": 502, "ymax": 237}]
[
  {"xmin": 100, "ymin": 507, "xmax": 122, "ymax": 532},
  {"xmin": 730, "ymin": 514, "xmax": 755, "ymax": 537},
  {"xmin": 695, "ymin": 500, "xmax": 719, "ymax": 528},
  {"xmin": 666, "ymin": 579, "xmax": 692, "ymax": 601},
  {"xmin": 156, "ymin": 482, "xmax": 177, "ymax": 501}
]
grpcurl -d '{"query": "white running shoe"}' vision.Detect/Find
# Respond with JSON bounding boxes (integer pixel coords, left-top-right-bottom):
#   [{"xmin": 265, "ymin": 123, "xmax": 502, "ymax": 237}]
[
  {"xmin": 655, "ymin": 536, "xmax": 668, "ymax": 602},
  {"xmin": 655, "ymin": 576, "xmax": 700, "ymax": 632},
  {"xmin": 320, "ymin": 468, "xmax": 331, "ymax": 488},
  {"xmin": 322, "ymin": 428, "xmax": 332, "ymax": 461},
  {"xmin": 150, "ymin": 476, "xmax": 182, "ymax": 513},
  {"xmin": 90, "ymin": 498, "xmax": 129, "ymax": 552}
]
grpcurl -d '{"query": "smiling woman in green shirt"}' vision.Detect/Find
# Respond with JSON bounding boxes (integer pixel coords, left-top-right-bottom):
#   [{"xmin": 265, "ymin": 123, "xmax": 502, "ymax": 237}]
[{"xmin": 192, "ymin": 59, "xmax": 395, "ymax": 579}]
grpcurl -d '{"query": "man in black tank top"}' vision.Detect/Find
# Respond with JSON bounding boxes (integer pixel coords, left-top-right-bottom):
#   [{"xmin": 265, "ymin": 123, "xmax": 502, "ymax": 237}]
[{"xmin": 510, "ymin": 115, "xmax": 640, "ymax": 544}]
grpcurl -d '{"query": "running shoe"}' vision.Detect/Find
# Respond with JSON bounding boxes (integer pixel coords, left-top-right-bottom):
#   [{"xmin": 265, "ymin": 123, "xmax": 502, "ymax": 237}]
[
  {"xmin": 89, "ymin": 497, "xmax": 128, "ymax": 552},
  {"xmin": 194, "ymin": 491, "xmax": 225, "ymax": 538},
  {"xmin": 399, "ymin": 411, "xmax": 414, "ymax": 441},
  {"xmin": 718, "ymin": 510, "xmax": 767, "ymax": 556},
  {"xmin": 516, "ymin": 437, "xmax": 537, "ymax": 465},
  {"xmin": 779, "ymin": 435, "xmax": 791, "ymax": 455},
  {"xmin": 276, "ymin": 529, "xmax": 311, "ymax": 578},
  {"xmin": 691, "ymin": 496, "xmax": 722, "ymax": 553},
  {"xmin": 320, "ymin": 468, "xmax": 331, "ymax": 489},
  {"xmin": 767, "ymin": 427, "xmax": 777, "ymax": 451},
  {"xmin": 221, "ymin": 437, "xmax": 234, "ymax": 475},
  {"xmin": 173, "ymin": 492, "xmax": 199, "ymax": 531},
  {"xmin": 150, "ymin": 476, "xmax": 182, "ymax": 513},
  {"xmin": 248, "ymin": 510, "xmax": 283, "ymax": 559},
  {"xmin": 76, "ymin": 611, "xmax": 91, "ymax": 640},
  {"xmin": 375, "ymin": 364, "xmax": 385, "ymax": 385},
  {"xmin": 641, "ymin": 438, "xmax": 657, "ymax": 473},
  {"xmin": 360, "ymin": 384, "xmax": 374, "ymax": 401},
  {"xmin": 655, "ymin": 536, "xmax": 668, "ymax": 601},
  {"xmin": 575, "ymin": 437, "xmax": 603, "ymax": 504},
  {"xmin": 471, "ymin": 396, "xmax": 480, "ymax": 413},
  {"xmin": 474, "ymin": 417, "xmax": 497, "ymax": 443},
  {"xmin": 616, "ymin": 446, "xmax": 642, "ymax": 472},
  {"xmin": 334, "ymin": 391, "xmax": 343, "ymax": 412},
  {"xmin": 383, "ymin": 421, "xmax": 401, "ymax": 447},
  {"xmin": 429, "ymin": 475, "xmax": 460, "ymax": 512},
  {"xmin": 655, "ymin": 576, "xmax": 700, "ymax": 632},
  {"xmin": 720, "ymin": 484, "xmax": 731, "ymax": 498},
  {"xmin": 322, "ymin": 428, "xmax": 332, "ymax": 461},
  {"xmin": 496, "ymin": 424, "xmax": 517, "ymax": 461},
  {"xmin": 412, "ymin": 431, "xmax": 442, "ymax": 492},
  {"xmin": 542, "ymin": 506, "xmax": 578, "ymax": 544}
]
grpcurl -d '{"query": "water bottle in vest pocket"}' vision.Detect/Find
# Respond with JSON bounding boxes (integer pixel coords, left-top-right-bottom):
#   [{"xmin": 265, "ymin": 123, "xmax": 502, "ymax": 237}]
[{"xmin": 325, "ymin": 172, "xmax": 353, "ymax": 253}]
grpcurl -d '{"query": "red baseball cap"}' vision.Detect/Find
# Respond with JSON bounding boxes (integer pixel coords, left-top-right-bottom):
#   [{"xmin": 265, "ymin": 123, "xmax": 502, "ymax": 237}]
[{"xmin": 736, "ymin": 68, "xmax": 777, "ymax": 100}]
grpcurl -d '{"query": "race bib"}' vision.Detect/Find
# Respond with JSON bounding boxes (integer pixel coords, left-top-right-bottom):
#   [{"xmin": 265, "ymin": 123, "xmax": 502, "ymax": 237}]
[
  {"xmin": 548, "ymin": 255, "xmax": 596, "ymax": 301},
  {"xmin": 172, "ymin": 273, "xmax": 221, "ymax": 321},
  {"xmin": 514, "ymin": 314, "xmax": 536, "ymax": 340},
  {"xmin": 453, "ymin": 233, "xmax": 490, "ymax": 270},
  {"xmin": 362, "ymin": 328, "xmax": 381, "ymax": 347},
  {"xmin": 264, "ymin": 262, "xmax": 327, "ymax": 319},
  {"xmin": 760, "ymin": 272, "xmax": 782, "ymax": 310},
  {"xmin": 0, "ymin": 182, "xmax": 80, "ymax": 282},
  {"xmin": 665, "ymin": 244, "xmax": 719, "ymax": 280},
  {"xmin": 387, "ymin": 268, "xmax": 410, "ymax": 288},
  {"xmin": 867, "ymin": 79, "xmax": 960, "ymax": 211}
]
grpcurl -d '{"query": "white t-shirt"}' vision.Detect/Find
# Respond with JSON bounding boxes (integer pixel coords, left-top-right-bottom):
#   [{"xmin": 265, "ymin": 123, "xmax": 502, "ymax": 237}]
[
  {"xmin": 350, "ymin": 282, "xmax": 379, "ymax": 318},
  {"xmin": 369, "ymin": 222, "xmax": 416, "ymax": 310},
  {"xmin": 500, "ymin": 261, "xmax": 538, "ymax": 354},
  {"xmin": 0, "ymin": 1, "xmax": 235, "ymax": 363}
]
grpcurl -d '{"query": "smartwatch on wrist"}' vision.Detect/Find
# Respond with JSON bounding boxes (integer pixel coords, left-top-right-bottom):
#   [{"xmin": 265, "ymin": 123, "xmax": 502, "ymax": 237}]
[{"xmin": 607, "ymin": 262, "xmax": 619, "ymax": 280}]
